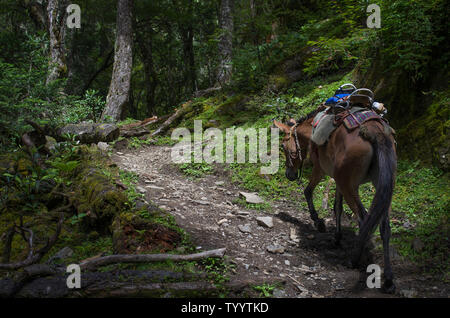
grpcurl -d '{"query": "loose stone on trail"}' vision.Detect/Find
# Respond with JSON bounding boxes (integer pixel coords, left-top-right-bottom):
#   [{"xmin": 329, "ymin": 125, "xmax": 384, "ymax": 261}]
[
  {"xmin": 267, "ymin": 245, "xmax": 285, "ymax": 254},
  {"xmin": 239, "ymin": 191, "xmax": 264, "ymax": 204},
  {"xmin": 256, "ymin": 216, "xmax": 274, "ymax": 228},
  {"xmin": 238, "ymin": 224, "xmax": 252, "ymax": 233}
]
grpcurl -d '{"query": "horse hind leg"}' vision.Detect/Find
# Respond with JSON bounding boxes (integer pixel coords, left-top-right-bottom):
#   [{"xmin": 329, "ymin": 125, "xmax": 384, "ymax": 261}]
[
  {"xmin": 380, "ymin": 212, "xmax": 395, "ymax": 294},
  {"xmin": 304, "ymin": 165, "xmax": 326, "ymax": 233},
  {"xmin": 338, "ymin": 187, "xmax": 369, "ymax": 267},
  {"xmin": 334, "ymin": 190, "xmax": 343, "ymax": 246}
]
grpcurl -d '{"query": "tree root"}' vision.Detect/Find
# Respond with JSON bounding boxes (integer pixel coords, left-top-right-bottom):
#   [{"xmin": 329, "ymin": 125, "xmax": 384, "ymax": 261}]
[{"xmin": 0, "ymin": 213, "xmax": 64, "ymax": 271}]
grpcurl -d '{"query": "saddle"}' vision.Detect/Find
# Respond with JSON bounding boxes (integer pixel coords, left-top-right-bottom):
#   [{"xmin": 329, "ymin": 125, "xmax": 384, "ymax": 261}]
[{"xmin": 311, "ymin": 91, "xmax": 391, "ymax": 147}]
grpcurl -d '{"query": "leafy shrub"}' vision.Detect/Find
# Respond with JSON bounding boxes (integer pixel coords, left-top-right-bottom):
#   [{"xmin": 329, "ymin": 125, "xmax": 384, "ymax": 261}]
[
  {"xmin": 377, "ymin": 0, "xmax": 441, "ymax": 80},
  {"xmin": 303, "ymin": 37, "xmax": 358, "ymax": 77},
  {"xmin": 63, "ymin": 90, "xmax": 106, "ymax": 124},
  {"xmin": 0, "ymin": 34, "xmax": 106, "ymax": 149}
]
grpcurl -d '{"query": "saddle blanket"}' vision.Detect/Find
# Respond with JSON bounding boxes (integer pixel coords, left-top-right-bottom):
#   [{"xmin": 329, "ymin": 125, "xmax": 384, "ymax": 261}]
[
  {"xmin": 343, "ymin": 110, "xmax": 380, "ymax": 130},
  {"xmin": 311, "ymin": 107, "xmax": 380, "ymax": 146}
]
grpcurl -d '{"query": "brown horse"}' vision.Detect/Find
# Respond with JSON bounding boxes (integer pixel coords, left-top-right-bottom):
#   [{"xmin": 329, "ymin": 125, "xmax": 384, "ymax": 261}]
[{"xmin": 274, "ymin": 107, "xmax": 397, "ymax": 293}]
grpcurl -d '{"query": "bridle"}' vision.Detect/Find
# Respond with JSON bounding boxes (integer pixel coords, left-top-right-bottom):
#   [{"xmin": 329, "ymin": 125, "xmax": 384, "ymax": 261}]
[{"xmin": 286, "ymin": 122, "xmax": 304, "ymax": 183}]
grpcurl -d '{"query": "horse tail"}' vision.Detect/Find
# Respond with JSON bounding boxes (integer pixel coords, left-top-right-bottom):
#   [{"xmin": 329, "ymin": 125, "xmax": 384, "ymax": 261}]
[{"xmin": 357, "ymin": 123, "xmax": 397, "ymax": 251}]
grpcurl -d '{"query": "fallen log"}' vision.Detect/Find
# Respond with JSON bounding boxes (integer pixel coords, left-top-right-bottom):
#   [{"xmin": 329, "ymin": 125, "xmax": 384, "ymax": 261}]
[
  {"xmin": 12, "ymin": 271, "xmax": 277, "ymax": 298},
  {"xmin": 82, "ymin": 281, "xmax": 218, "ymax": 298},
  {"xmin": 120, "ymin": 116, "xmax": 159, "ymax": 130},
  {"xmin": 80, "ymin": 248, "xmax": 226, "ymax": 271},
  {"xmin": 24, "ymin": 120, "xmax": 119, "ymax": 145},
  {"xmin": 0, "ymin": 264, "xmax": 60, "ymax": 298},
  {"xmin": 150, "ymin": 101, "xmax": 193, "ymax": 137},
  {"xmin": 119, "ymin": 115, "xmax": 170, "ymax": 138}
]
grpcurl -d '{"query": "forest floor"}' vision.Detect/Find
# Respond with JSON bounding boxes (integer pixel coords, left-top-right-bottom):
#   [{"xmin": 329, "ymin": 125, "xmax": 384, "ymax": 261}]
[{"xmin": 111, "ymin": 144, "xmax": 449, "ymax": 298}]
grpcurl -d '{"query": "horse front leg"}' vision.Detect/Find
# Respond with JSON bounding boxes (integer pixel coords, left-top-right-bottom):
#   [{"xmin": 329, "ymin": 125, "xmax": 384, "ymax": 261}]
[{"xmin": 304, "ymin": 164, "xmax": 326, "ymax": 233}]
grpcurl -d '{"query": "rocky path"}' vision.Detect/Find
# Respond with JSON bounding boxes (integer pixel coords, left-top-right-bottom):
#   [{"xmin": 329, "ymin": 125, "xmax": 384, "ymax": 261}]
[{"xmin": 111, "ymin": 145, "xmax": 448, "ymax": 298}]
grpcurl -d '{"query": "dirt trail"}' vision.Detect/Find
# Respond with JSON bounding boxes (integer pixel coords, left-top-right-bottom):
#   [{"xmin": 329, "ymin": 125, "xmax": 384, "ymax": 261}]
[{"xmin": 112, "ymin": 145, "xmax": 447, "ymax": 298}]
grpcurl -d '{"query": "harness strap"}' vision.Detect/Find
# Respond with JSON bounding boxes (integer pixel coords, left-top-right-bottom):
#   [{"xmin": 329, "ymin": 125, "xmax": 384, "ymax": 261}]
[{"xmin": 289, "ymin": 123, "xmax": 304, "ymax": 183}]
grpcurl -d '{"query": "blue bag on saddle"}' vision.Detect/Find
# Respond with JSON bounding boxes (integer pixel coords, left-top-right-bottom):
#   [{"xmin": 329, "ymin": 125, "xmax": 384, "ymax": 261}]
[{"xmin": 324, "ymin": 84, "xmax": 357, "ymax": 106}]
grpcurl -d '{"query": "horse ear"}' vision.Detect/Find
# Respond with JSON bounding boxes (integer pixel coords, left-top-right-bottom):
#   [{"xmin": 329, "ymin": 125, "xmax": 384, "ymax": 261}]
[
  {"xmin": 273, "ymin": 120, "xmax": 290, "ymax": 134},
  {"xmin": 288, "ymin": 118, "xmax": 296, "ymax": 125}
]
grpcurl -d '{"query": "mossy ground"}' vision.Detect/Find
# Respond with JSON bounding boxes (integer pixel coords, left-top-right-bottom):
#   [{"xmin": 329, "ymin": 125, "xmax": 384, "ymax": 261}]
[{"xmin": 0, "ymin": 142, "xmax": 237, "ymax": 296}]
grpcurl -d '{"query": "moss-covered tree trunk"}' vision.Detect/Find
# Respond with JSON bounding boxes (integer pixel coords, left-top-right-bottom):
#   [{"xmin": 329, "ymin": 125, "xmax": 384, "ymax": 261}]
[{"xmin": 101, "ymin": 0, "xmax": 134, "ymax": 122}]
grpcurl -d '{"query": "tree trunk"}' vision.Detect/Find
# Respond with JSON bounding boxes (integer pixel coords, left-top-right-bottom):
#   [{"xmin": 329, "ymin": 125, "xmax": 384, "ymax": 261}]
[
  {"xmin": 217, "ymin": 0, "xmax": 234, "ymax": 86},
  {"xmin": 136, "ymin": 28, "xmax": 157, "ymax": 117},
  {"xmin": 101, "ymin": 0, "xmax": 134, "ymax": 122},
  {"xmin": 46, "ymin": 0, "xmax": 68, "ymax": 84},
  {"xmin": 179, "ymin": 0, "xmax": 196, "ymax": 94}
]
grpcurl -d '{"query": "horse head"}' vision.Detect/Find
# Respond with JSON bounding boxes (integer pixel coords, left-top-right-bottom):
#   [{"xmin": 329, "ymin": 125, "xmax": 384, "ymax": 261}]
[{"xmin": 273, "ymin": 118, "xmax": 309, "ymax": 181}]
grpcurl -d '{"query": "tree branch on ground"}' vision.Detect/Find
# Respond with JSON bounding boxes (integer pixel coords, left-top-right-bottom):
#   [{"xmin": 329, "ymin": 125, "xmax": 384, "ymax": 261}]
[{"xmin": 80, "ymin": 247, "xmax": 226, "ymax": 271}]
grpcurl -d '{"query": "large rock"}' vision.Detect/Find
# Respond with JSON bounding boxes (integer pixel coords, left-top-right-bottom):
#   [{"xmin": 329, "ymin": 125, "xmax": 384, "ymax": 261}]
[{"xmin": 58, "ymin": 123, "xmax": 119, "ymax": 144}]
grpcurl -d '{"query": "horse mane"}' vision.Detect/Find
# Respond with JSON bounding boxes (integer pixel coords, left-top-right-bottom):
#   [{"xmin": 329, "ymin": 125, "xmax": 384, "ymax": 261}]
[{"xmin": 295, "ymin": 105, "xmax": 326, "ymax": 124}]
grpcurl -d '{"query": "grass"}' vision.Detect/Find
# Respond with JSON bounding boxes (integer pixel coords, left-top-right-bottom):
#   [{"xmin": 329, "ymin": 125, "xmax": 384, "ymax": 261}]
[
  {"xmin": 150, "ymin": 135, "xmax": 179, "ymax": 146},
  {"xmin": 200, "ymin": 256, "xmax": 236, "ymax": 288},
  {"xmin": 252, "ymin": 282, "xmax": 281, "ymax": 297},
  {"xmin": 128, "ymin": 136, "xmax": 152, "ymax": 149},
  {"xmin": 117, "ymin": 169, "xmax": 143, "ymax": 206},
  {"xmin": 178, "ymin": 162, "xmax": 214, "ymax": 178}
]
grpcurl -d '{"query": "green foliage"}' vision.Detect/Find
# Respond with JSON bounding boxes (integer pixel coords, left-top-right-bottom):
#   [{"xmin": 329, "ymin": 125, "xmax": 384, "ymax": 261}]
[
  {"xmin": 200, "ymin": 257, "xmax": 235, "ymax": 285},
  {"xmin": 150, "ymin": 136, "xmax": 178, "ymax": 146},
  {"xmin": 128, "ymin": 136, "xmax": 152, "ymax": 149},
  {"xmin": 63, "ymin": 90, "xmax": 106, "ymax": 124},
  {"xmin": 252, "ymin": 282, "xmax": 279, "ymax": 297},
  {"xmin": 178, "ymin": 162, "xmax": 214, "ymax": 178},
  {"xmin": 0, "ymin": 33, "xmax": 106, "ymax": 149},
  {"xmin": 118, "ymin": 169, "xmax": 143, "ymax": 205},
  {"xmin": 377, "ymin": 0, "xmax": 442, "ymax": 80},
  {"xmin": 303, "ymin": 37, "xmax": 359, "ymax": 77}
]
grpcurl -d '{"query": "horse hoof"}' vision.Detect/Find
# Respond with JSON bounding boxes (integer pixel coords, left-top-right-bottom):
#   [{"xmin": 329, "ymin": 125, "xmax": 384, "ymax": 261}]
[
  {"xmin": 316, "ymin": 220, "xmax": 326, "ymax": 233},
  {"xmin": 381, "ymin": 280, "xmax": 396, "ymax": 294}
]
